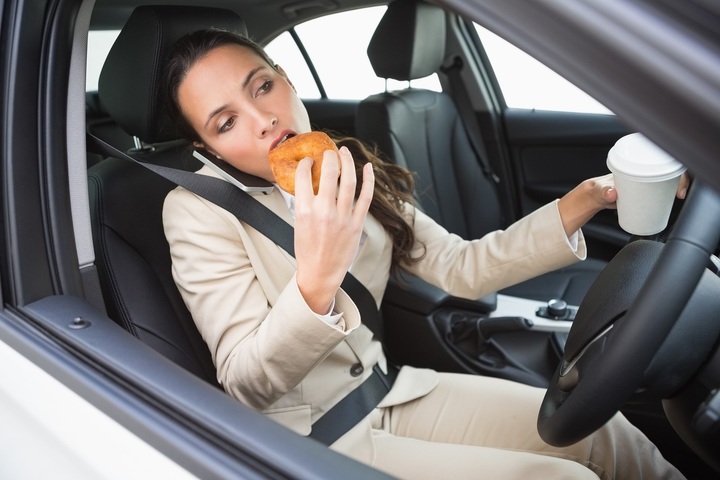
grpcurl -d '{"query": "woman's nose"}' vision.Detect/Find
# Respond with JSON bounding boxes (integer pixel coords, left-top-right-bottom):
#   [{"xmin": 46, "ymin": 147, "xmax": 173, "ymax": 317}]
[{"xmin": 256, "ymin": 112, "xmax": 278, "ymax": 137}]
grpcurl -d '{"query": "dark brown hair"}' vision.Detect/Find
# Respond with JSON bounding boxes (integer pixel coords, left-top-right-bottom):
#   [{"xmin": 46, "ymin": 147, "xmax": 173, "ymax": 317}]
[{"xmin": 163, "ymin": 29, "xmax": 423, "ymax": 274}]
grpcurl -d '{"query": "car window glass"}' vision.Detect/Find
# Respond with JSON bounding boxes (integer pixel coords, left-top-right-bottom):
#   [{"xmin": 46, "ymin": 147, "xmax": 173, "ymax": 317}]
[
  {"xmin": 474, "ymin": 24, "xmax": 613, "ymax": 115},
  {"xmin": 86, "ymin": 30, "xmax": 121, "ymax": 91},
  {"xmin": 265, "ymin": 6, "xmax": 441, "ymax": 100},
  {"xmin": 264, "ymin": 32, "xmax": 323, "ymax": 99}
]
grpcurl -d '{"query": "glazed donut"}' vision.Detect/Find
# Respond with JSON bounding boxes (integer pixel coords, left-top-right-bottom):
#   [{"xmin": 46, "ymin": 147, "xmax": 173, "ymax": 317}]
[{"xmin": 268, "ymin": 131, "xmax": 339, "ymax": 195}]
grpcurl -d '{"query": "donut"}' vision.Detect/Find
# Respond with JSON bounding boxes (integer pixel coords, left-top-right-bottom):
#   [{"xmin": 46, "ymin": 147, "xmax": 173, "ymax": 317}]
[{"xmin": 268, "ymin": 131, "xmax": 339, "ymax": 195}]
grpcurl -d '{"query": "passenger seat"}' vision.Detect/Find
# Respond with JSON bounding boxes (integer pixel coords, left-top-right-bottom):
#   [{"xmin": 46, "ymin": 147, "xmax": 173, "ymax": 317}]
[{"xmin": 356, "ymin": 0, "xmax": 606, "ymax": 306}]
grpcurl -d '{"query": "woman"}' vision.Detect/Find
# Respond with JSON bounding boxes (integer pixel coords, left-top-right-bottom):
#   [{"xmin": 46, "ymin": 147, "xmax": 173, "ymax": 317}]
[{"xmin": 161, "ymin": 29, "xmax": 686, "ymax": 479}]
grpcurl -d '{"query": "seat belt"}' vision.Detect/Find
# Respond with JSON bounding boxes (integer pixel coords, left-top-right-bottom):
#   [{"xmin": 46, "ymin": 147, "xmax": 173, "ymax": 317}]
[
  {"xmin": 441, "ymin": 55, "xmax": 500, "ymax": 185},
  {"xmin": 442, "ymin": 55, "xmax": 513, "ymax": 228},
  {"xmin": 309, "ymin": 363, "xmax": 398, "ymax": 445},
  {"xmin": 87, "ymin": 132, "xmax": 384, "ymax": 342}
]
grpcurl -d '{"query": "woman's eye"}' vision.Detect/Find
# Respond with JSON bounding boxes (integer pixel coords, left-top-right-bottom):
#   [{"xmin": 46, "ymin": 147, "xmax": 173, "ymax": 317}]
[
  {"xmin": 257, "ymin": 80, "xmax": 273, "ymax": 96},
  {"xmin": 219, "ymin": 116, "xmax": 235, "ymax": 133}
]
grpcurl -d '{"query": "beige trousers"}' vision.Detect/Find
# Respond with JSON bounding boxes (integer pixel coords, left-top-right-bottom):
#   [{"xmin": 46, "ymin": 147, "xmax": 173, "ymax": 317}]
[{"xmin": 369, "ymin": 373, "xmax": 685, "ymax": 480}]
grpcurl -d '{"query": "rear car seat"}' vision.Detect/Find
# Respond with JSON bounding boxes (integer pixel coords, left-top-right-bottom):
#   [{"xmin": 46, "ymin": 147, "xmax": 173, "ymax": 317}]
[{"xmin": 355, "ymin": 0, "xmax": 606, "ymax": 306}]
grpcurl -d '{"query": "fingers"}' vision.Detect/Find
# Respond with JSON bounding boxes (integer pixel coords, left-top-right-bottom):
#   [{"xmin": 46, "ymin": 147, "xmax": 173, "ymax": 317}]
[
  {"xmin": 586, "ymin": 173, "xmax": 616, "ymax": 208},
  {"xmin": 676, "ymin": 172, "xmax": 690, "ymax": 199},
  {"xmin": 597, "ymin": 171, "xmax": 690, "ymax": 203},
  {"xmin": 294, "ymin": 157, "xmax": 315, "ymax": 200},
  {"xmin": 317, "ymin": 148, "xmax": 342, "ymax": 200},
  {"xmin": 353, "ymin": 162, "xmax": 375, "ymax": 220},
  {"xmin": 336, "ymin": 147, "xmax": 357, "ymax": 211},
  {"xmin": 602, "ymin": 185, "xmax": 618, "ymax": 204},
  {"xmin": 297, "ymin": 145, "xmax": 374, "ymax": 223}
]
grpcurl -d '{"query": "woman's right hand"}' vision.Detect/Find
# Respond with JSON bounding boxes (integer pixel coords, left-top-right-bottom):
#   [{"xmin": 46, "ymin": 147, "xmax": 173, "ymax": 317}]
[{"xmin": 293, "ymin": 146, "xmax": 375, "ymax": 315}]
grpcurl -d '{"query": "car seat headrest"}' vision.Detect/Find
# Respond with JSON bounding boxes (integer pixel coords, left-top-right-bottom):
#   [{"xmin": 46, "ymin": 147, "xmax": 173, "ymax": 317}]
[
  {"xmin": 367, "ymin": 0, "xmax": 446, "ymax": 81},
  {"xmin": 98, "ymin": 5, "xmax": 246, "ymax": 144}
]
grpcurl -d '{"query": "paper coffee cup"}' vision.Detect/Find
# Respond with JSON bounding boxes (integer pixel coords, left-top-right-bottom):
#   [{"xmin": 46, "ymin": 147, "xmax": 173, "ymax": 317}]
[{"xmin": 606, "ymin": 133, "xmax": 686, "ymax": 236}]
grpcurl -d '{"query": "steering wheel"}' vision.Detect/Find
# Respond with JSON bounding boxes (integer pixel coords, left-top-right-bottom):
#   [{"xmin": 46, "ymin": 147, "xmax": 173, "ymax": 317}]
[{"xmin": 538, "ymin": 181, "xmax": 720, "ymax": 447}]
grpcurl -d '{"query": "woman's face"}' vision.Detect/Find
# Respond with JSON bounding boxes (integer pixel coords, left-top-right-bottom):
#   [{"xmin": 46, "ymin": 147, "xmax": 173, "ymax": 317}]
[{"xmin": 177, "ymin": 44, "xmax": 311, "ymax": 181}]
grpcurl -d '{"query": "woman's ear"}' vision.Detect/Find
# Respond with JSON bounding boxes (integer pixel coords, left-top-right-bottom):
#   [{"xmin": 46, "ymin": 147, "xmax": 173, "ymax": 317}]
[{"xmin": 193, "ymin": 141, "xmax": 221, "ymax": 159}]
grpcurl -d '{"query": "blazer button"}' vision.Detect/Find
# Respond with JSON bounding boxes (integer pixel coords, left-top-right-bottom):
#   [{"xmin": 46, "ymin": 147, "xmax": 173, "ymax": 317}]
[{"xmin": 350, "ymin": 363, "xmax": 364, "ymax": 377}]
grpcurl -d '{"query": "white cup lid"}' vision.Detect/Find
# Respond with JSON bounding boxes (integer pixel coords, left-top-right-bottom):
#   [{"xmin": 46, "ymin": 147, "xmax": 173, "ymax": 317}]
[{"xmin": 607, "ymin": 133, "xmax": 686, "ymax": 181}]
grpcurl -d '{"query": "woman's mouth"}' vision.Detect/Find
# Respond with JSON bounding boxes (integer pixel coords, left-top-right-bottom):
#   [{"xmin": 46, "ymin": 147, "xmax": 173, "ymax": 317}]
[{"xmin": 271, "ymin": 132, "xmax": 296, "ymax": 151}]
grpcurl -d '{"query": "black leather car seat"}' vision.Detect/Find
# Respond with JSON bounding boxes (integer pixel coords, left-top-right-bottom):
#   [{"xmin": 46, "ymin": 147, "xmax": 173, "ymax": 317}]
[
  {"xmin": 88, "ymin": 5, "xmax": 247, "ymax": 385},
  {"xmin": 356, "ymin": 0, "xmax": 606, "ymax": 305}
]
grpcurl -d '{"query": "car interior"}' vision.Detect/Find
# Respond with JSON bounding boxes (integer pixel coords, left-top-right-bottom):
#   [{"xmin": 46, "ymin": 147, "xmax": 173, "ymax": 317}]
[
  {"xmin": 88, "ymin": 0, "xmax": 607, "ymax": 390},
  {"xmin": 73, "ymin": 0, "xmax": 718, "ymax": 477}
]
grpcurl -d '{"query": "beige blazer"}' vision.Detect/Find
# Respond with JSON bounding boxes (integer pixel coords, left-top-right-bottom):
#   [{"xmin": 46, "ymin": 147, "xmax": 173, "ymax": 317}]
[{"xmin": 162, "ymin": 165, "xmax": 586, "ymax": 461}]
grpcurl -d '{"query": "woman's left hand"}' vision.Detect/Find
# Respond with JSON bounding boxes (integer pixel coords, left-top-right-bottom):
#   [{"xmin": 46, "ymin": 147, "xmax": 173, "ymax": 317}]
[{"xmin": 558, "ymin": 172, "xmax": 691, "ymax": 237}]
